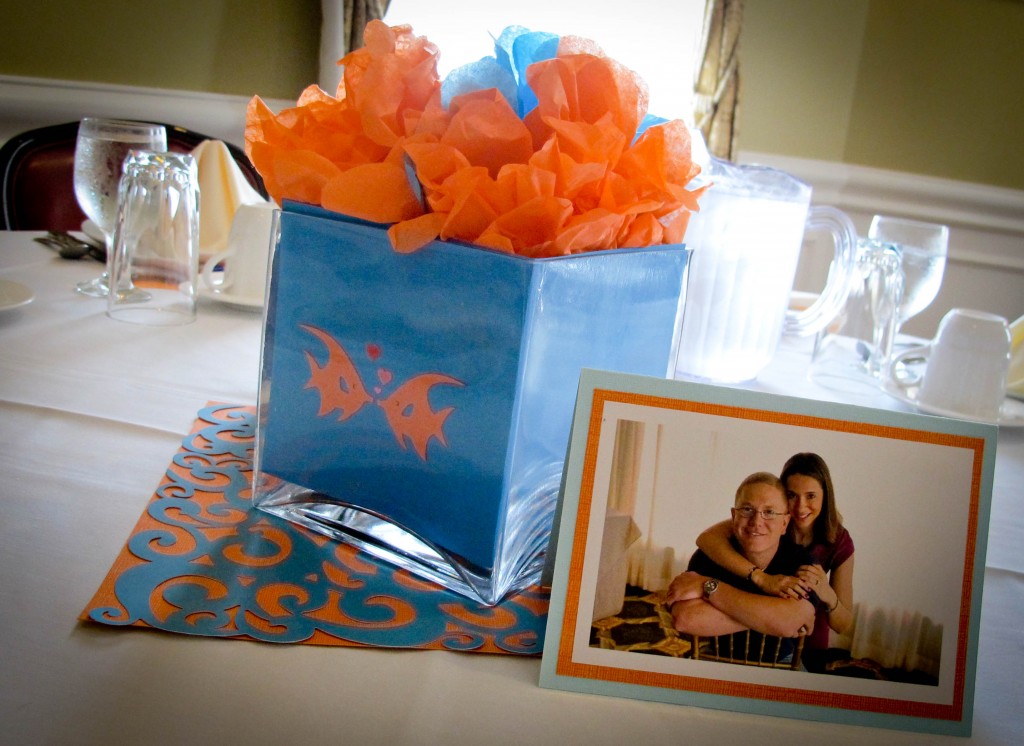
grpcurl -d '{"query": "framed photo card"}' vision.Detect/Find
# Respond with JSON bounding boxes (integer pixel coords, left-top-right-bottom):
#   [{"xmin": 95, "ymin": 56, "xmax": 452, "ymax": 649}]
[{"xmin": 539, "ymin": 369, "xmax": 996, "ymax": 736}]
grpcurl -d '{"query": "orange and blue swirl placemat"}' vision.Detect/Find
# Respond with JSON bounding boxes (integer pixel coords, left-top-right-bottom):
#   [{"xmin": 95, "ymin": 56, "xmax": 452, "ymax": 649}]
[{"xmin": 80, "ymin": 403, "xmax": 548, "ymax": 654}]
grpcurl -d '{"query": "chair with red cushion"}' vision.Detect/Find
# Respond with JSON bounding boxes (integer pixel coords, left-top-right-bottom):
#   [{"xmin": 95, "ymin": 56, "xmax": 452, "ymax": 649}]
[{"xmin": 0, "ymin": 121, "xmax": 267, "ymax": 231}]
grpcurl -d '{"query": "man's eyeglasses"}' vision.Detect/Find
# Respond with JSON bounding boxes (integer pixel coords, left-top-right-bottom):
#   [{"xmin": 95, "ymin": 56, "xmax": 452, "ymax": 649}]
[{"xmin": 733, "ymin": 506, "xmax": 785, "ymax": 522}]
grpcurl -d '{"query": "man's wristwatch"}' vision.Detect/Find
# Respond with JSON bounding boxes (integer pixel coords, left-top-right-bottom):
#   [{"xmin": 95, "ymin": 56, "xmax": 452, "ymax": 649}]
[{"xmin": 702, "ymin": 578, "xmax": 719, "ymax": 599}]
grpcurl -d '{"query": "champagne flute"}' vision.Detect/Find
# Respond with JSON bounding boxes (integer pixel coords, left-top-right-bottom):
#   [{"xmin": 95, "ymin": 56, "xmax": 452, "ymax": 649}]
[
  {"xmin": 868, "ymin": 215, "xmax": 949, "ymax": 334},
  {"xmin": 72, "ymin": 118, "xmax": 167, "ymax": 297}
]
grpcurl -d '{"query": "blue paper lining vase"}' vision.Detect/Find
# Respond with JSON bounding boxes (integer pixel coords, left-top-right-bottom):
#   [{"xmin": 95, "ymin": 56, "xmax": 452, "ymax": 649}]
[{"xmin": 253, "ymin": 202, "xmax": 690, "ymax": 605}]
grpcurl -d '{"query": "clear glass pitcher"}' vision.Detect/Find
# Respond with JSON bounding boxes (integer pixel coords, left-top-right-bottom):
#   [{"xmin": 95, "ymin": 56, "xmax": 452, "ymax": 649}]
[{"xmin": 675, "ymin": 158, "xmax": 858, "ymax": 383}]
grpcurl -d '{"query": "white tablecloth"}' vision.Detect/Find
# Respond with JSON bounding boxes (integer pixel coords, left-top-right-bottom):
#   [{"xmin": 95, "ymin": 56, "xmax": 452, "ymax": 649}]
[{"xmin": 1, "ymin": 231, "xmax": 1021, "ymax": 745}]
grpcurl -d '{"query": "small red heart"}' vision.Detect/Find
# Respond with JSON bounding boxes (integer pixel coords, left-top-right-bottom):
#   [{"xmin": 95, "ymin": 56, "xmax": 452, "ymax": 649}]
[
  {"xmin": 378, "ymin": 368, "xmax": 393, "ymax": 386},
  {"xmin": 366, "ymin": 343, "xmax": 381, "ymax": 361}
]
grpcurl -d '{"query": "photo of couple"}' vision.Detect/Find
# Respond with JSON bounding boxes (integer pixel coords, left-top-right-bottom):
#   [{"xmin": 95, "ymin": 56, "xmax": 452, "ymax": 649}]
[
  {"xmin": 542, "ymin": 373, "xmax": 991, "ymax": 733},
  {"xmin": 581, "ymin": 400, "xmax": 970, "ymax": 691},
  {"xmin": 665, "ymin": 454, "xmax": 853, "ymax": 674}
]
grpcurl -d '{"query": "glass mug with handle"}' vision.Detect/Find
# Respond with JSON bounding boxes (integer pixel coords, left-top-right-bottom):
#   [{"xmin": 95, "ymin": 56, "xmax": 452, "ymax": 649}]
[
  {"xmin": 675, "ymin": 158, "xmax": 858, "ymax": 384},
  {"xmin": 809, "ymin": 238, "xmax": 905, "ymax": 391},
  {"xmin": 72, "ymin": 118, "xmax": 167, "ymax": 297}
]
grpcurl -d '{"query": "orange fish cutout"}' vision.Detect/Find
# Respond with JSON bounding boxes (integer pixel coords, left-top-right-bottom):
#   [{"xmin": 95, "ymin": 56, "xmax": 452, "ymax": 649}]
[
  {"xmin": 302, "ymin": 325, "xmax": 373, "ymax": 420},
  {"xmin": 300, "ymin": 324, "xmax": 464, "ymax": 461},
  {"xmin": 377, "ymin": 373, "xmax": 461, "ymax": 460}
]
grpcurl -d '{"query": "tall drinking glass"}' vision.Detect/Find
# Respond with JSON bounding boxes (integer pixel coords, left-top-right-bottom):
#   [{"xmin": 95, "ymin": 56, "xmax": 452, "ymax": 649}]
[
  {"xmin": 72, "ymin": 118, "xmax": 167, "ymax": 297},
  {"xmin": 107, "ymin": 151, "xmax": 200, "ymax": 325},
  {"xmin": 868, "ymin": 215, "xmax": 949, "ymax": 334}
]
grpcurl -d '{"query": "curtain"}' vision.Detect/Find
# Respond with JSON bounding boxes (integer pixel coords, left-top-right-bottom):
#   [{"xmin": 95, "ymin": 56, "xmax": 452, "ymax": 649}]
[
  {"xmin": 344, "ymin": 0, "xmax": 391, "ymax": 50},
  {"xmin": 608, "ymin": 419, "xmax": 645, "ymax": 515},
  {"xmin": 836, "ymin": 603, "xmax": 944, "ymax": 678},
  {"xmin": 607, "ymin": 420, "xmax": 679, "ymax": 592},
  {"xmin": 693, "ymin": 0, "xmax": 743, "ymax": 161},
  {"xmin": 319, "ymin": 0, "xmax": 392, "ymax": 95}
]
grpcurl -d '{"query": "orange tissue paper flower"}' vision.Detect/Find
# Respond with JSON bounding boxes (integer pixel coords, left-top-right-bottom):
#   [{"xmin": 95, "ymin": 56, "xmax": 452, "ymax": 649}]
[
  {"xmin": 245, "ymin": 20, "xmax": 706, "ymax": 256},
  {"xmin": 244, "ymin": 22, "xmax": 441, "ymax": 223}
]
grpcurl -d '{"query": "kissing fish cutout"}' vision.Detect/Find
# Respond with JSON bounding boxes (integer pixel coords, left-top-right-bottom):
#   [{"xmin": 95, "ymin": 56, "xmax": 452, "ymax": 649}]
[
  {"xmin": 302, "ymin": 326, "xmax": 372, "ymax": 420},
  {"xmin": 300, "ymin": 324, "xmax": 464, "ymax": 460}
]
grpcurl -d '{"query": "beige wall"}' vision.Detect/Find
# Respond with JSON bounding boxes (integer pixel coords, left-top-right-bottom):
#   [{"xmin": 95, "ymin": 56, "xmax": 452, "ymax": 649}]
[
  {"xmin": 2, "ymin": 0, "xmax": 1023, "ymax": 190},
  {"xmin": 742, "ymin": 0, "xmax": 1024, "ymax": 190},
  {"xmin": 846, "ymin": 0, "xmax": 1024, "ymax": 191},
  {"xmin": 0, "ymin": 0, "xmax": 319, "ymax": 100},
  {"xmin": 741, "ymin": 0, "xmax": 870, "ymax": 162}
]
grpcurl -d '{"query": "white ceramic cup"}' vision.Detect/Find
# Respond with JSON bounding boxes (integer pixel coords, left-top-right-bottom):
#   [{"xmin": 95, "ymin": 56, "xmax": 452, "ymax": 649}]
[
  {"xmin": 889, "ymin": 308, "xmax": 1011, "ymax": 420},
  {"xmin": 201, "ymin": 202, "xmax": 276, "ymax": 303}
]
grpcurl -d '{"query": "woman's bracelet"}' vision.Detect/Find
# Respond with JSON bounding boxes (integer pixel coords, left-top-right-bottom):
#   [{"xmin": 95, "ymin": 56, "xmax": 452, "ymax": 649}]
[
  {"xmin": 826, "ymin": 597, "xmax": 840, "ymax": 614},
  {"xmin": 746, "ymin": 566, "xmax": 760, "ymax": 582}
]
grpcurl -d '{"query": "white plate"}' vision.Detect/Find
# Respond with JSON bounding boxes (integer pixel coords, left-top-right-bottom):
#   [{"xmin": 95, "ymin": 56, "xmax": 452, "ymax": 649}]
[
  {"xmin": 0, "ymin": 279, "xmax": 35, "ymax": 311},
  {"xmin": 882, "ymin": 379, "xmax": 1024, "ymax": 427},
  {"xmin": 199, "ymin": 286, "xmax": 263, "ymax": 311}
]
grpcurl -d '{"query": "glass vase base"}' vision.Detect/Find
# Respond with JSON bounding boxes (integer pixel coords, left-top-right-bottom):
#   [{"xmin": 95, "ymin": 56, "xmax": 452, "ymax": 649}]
[{"xmin": 254, "ymin": 476, "xmax": 550, "ymax": 607}]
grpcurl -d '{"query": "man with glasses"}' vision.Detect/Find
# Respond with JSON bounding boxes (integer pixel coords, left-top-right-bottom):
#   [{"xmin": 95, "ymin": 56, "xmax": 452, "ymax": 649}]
[{"xmin": 666, "ymin": 472, "xmax": 818, "ymax": 644}]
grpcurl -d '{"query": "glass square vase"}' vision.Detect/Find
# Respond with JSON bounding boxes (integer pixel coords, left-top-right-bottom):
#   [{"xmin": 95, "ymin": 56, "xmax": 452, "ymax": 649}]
[{"xmin": 253, "ymin": 202, "xmax": 690, "ymax": 605}]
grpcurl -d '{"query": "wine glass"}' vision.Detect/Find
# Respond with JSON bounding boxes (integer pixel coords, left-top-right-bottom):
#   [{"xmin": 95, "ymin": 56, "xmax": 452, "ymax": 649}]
[
  {"xmin": 72, "ymin": 118, "xmax": 167, "ymax": 297},
  {"xmin": 868, "ymin": 215, "xmax": 949, "ymax": 335}
]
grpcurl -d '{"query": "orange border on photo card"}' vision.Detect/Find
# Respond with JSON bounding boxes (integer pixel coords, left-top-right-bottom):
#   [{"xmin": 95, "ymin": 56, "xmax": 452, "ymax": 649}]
[{"xmin": 555, "ymin": 388, "xmax": 986, "ymax": 722}]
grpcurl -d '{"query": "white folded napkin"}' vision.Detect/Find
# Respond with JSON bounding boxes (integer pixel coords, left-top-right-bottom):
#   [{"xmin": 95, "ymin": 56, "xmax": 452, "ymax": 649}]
[{"xmin": 191, "ymin": 139, "xmax": 271, "ymax": 256}]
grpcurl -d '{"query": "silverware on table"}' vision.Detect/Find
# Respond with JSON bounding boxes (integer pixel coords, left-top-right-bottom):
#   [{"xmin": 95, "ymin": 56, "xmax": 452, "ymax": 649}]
[{"xmin": 34, "ymin": 232, "xmax": 106, "ymax": 262}]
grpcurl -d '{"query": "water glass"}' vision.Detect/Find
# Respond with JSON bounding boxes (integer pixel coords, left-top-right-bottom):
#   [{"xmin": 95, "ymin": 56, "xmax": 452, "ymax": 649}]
[
  {"xmin": 107, "ymin": 151, "xmax": 200, "ymax": 325},
  {"xmin": 73, "ymin": 118, "xmax": 167, "ymax": 297},
  {"xmin": 867, "ymin": 215, "xmax": 949, "ymax": 328}
]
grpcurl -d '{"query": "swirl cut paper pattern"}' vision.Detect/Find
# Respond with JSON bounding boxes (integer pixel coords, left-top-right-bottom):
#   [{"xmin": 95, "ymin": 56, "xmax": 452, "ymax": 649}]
[{"xmin": 82, "ymin": 404, "xmax": 548, "ymax": 653}]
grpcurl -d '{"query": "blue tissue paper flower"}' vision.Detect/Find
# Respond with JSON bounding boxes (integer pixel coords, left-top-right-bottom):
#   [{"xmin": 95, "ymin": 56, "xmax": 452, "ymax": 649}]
[{"xmin": 441, "ymin": 26, "xmax": 559, "ymax": 117}]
